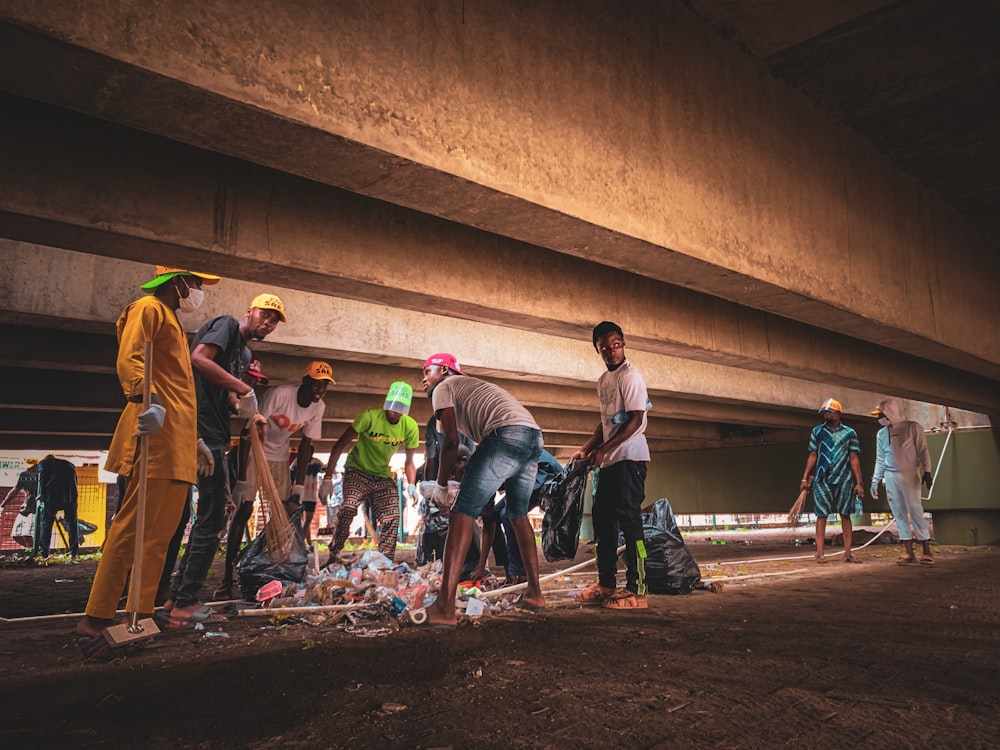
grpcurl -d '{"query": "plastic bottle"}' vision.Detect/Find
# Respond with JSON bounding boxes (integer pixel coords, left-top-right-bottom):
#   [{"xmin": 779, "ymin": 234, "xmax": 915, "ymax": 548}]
[
  {"xmin": 854, "ymin": 497, "xmax": 864, "ymax": 517},
  {"xmin": 348, "ymin": 565, "xmax": 363, "ymax": 585}
]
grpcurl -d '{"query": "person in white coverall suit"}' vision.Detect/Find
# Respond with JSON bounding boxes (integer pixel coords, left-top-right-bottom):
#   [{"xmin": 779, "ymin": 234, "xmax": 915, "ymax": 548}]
[{"xmin": 869, "ymin": 399, "xmax": 935, "ymax": 564}]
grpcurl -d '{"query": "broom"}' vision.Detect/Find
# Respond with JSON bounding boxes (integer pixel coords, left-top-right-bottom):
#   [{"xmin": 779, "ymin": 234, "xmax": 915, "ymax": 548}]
[
  {"xmin": 787, "ymin": 485, "xmax": 808, "ymax": 526},
  {"xmin": 247, "ymin": 422, "xmax": 295, "ymax": 560}
]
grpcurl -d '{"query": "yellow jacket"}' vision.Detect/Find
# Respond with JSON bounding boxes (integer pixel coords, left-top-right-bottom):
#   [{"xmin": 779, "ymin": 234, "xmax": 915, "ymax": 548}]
[{"xmin": 105, "ymin": 295, "xmax": 198, "ymax": 484}]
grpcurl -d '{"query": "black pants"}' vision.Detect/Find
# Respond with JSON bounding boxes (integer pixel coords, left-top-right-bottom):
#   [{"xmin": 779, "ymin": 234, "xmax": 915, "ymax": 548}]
[
  {"xmin": 171, "ymin": 446, "xmax": 228, "ymax": 607},
  {"xmin": 592, "ymin": 461, "xmax": 647, "ymax": 594},
  {"xmin": 36, "ymin": 501, "xmax": 79, "ymax": 557}
]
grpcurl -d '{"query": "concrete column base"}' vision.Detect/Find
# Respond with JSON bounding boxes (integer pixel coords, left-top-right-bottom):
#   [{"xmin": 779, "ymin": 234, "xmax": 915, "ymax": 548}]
[{"xmin": 932, "ymin": 511, "xmax": 1000, "ymax": 546}]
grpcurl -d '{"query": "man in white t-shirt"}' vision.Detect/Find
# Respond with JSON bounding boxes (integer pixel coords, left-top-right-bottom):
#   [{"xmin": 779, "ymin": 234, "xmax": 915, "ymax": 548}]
[
  {"xmin": 572, "ymin": 321, "xmax": 651, "ymax": 610},
  {"xmin": 258, "ymin": 360, "xmax": 335, "ymax": 502}
]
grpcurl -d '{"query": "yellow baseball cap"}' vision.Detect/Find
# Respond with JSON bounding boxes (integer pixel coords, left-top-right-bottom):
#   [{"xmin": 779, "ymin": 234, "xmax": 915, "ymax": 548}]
[
  {"xmin": 141, "ymin": 266, "xmax": 221, "ymax": 290},
  {"xmin": 305, "ymin": 360, "xmax": 336, "ymax": 384},
  {"xmin": 250, "ymin": 293, "xmax": 287, "ymax": 322}
]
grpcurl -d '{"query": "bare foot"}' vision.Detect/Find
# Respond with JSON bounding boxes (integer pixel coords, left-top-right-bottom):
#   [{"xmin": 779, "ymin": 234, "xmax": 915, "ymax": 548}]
[
  {"xmin": 424, "ymin": 603, "xmax": 457, "ymax": 628},
  {"xmin": 518, "ymin": 593, "xmax": 546, "ymax": 611},
  {"xmin": 76, "ymin": 615, "xmax": 115, "ymax": 638}
]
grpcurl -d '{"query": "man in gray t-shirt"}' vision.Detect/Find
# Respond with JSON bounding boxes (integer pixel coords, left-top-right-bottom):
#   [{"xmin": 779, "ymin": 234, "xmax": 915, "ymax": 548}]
[
  {"xmin": 419, "ymin": 352, "xmax": 545, "ymax": 628},
  {"xmin": 572, "ymin": 321, "xmax": 651, "ymax": 610}
]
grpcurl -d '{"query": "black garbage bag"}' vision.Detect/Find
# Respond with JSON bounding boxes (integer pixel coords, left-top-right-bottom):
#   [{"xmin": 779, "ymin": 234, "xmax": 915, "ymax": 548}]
[
  {"xmin": 235, "ymin": 508, "xmax": 308, "ymax": 601},
  {"xmin": 540, "ymin": 460, "xmax": 591, "ymax": 563},
  {"xmin": 641, "ymin": 498, "xmax": 702, "ymax": 595},
  {"xmin": 415, "ymin": 512, "xmax": 480, "ymax": 580}
]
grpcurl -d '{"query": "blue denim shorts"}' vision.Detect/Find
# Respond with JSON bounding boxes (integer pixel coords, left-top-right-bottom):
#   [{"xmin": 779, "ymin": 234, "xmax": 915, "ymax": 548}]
[{"xmin": 452, "ymin": 425, "xmax": 543, "ymax": 520}]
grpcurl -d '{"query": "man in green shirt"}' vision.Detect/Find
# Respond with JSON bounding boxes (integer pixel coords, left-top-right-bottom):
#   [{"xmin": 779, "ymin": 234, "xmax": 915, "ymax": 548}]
[{"xmin": 322, "ymin": 381, "xmax": 419, "ymax": 561}]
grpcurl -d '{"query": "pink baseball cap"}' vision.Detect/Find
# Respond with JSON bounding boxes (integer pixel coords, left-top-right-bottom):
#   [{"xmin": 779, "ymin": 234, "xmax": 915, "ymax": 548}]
[{"xmin": 423, "ymin": 353, "xmax": 465, "ymax": 375}]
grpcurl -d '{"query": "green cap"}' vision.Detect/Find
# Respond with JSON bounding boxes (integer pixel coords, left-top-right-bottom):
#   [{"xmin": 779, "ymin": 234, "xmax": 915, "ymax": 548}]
[{"xmin": 384, "ymin": 381, "xmax": 413, "ymax": 414}]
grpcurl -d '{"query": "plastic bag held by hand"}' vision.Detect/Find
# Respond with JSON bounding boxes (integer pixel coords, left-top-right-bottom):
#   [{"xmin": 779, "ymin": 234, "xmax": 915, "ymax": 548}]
[
  {"xmin": 237, "ymin": 389, "xmax": 259, "ymax": 419},
  {"xmin": 137, "ymin": 404, "xmax": 166, "ymax": 436},
  {"xmin": 429, "ymin": 482, "xmax": 462, "ymax": 511},
  {"xmin": 196, "ymin": 438, "xmax": 215, "ymax": 476}
]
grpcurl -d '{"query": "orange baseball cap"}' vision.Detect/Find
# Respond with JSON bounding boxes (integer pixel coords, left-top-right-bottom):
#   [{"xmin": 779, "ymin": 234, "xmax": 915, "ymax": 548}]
[{"xmin": 305, "ymin": 360, "xmax": 336, "ymax": 384}]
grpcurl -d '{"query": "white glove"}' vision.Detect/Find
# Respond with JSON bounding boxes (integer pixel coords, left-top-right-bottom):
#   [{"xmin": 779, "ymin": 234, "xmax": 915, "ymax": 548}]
[
  {"xmin": 319, "ymin": 478, "xmax": 334, "ymax": 501},
  {"xmin": 290, "ymin": 484, "xmax": 305, "ymax": 502},
  {"xmin": 137, "ymin": 404, "xmax": 166, "ymax": 436},
  {"xmin": 196, "ymin": 438, "xmax": 215, "ymax": 477},
  {"xmin": 870, "ymin": 483, "xmax": 879, "ymax": 500},
  {"xmin": 237, "ymin": 389, "xmax": 258, "ymax": 420},
  {"xmin": 406, "ymin": 483, "xmax": 418, "ymax": 500},
  {"xmin": 232, "ymin": 479, "xmax": 253, "ymax": 505}
]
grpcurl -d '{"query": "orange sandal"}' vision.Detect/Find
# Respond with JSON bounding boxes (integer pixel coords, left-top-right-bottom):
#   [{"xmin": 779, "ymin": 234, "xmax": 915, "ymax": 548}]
[
  {"xmin": 575, "ymin": 583, "xmax": 615, "ymax": 604},
  {"xmin": 601, "ymin": 589, "xmax": 648, "ymax": 610}
]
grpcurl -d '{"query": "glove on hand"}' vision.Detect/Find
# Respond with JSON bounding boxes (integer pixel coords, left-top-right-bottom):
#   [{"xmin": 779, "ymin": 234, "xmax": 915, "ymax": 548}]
[
  {"xmin": 196, "ymin": 438, "xmax": 215, "ymax": 477},
  {"xmin": 319, "ymin": 478, "xmax": 334, "ymax": 501},
  {"xmin": 237, "ymin": 389, "xmax": 259, "ymax": 420},
  {"xmin": 232, "ymin": 479, "xmax": 253, "ymax": 505},
  {"xmin": 137, "ymin": 404, "xmax": 165, "ymax": 436}
]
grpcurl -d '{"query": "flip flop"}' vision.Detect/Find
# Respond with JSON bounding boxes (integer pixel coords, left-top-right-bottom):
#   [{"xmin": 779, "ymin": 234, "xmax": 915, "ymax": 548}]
[
  {"xmin": 919, "ymin": 555, "xmax": 936, "ymax": 565},
  {"xmin": 896, "ymin": 556, "xmax": 917, "ymax": 564},
  {"xmin": 159, "ymin": 605, "xmax": 227, "ymax": 630},
  {"xmin": 602, "ymin": 590, "xmax": 648, "ymax": 610},
  {"xmin": 575, "ymin": 583, "xmax": 615, "ymax": 604},
  {"xmin": 815, "ymin": 555, "xmax": 828, "ymax": 564},
  {"xmin": 843, "ymin": 555, "xmax": 863, "ymax": 563}
]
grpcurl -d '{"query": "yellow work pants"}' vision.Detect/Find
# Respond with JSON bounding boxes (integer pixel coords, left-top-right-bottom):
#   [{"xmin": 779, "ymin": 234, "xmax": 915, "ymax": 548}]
[{"xmin": 85, "ymin": 477, "xmax": 189, "ymax": 619}]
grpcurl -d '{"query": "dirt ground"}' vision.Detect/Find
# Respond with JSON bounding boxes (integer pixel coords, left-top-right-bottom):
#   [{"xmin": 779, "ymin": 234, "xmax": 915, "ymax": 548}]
[{"xmin": 1, "ymin": 528, "xmax": 998, "ymax": 750}]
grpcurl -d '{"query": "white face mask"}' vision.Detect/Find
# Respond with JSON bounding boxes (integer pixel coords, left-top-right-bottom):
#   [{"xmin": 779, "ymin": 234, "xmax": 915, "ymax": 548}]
[
  {"xmin": 176, "ymin": 278, "xmax": 205, "ymax": 313},
  {"xmin": 878, "ymin": 417, "xmax": 891, "ymax": 427}
]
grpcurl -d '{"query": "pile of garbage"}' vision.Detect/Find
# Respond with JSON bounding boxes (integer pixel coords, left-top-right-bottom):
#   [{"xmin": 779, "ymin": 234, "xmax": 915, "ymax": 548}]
[{"xmin": 237, "ymin": 550, "xmax": 521, "ymax": 633}]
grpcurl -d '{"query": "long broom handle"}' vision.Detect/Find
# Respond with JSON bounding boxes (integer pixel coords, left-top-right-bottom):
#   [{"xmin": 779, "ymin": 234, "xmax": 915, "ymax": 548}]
[{"xmin": 128, "ymin": 340, "xmax": 153, "ymax": 630}]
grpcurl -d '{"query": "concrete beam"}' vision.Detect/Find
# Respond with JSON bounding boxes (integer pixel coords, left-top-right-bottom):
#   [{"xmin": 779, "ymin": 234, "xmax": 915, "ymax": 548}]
[
  {"xmin": 0, "ymin": 4, "xmax": 995, "ymax": 376},
  {"xmin": 0, "ymin": 103, "xmax": 996, "ymax": 413},
  {"xmin": 1, "ymin": 244, "xmax": 906, "ymax": 421}
]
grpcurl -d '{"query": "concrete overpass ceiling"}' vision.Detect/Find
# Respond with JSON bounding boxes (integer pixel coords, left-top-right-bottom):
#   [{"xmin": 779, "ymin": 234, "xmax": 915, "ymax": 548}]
[
  {"xmin": 690, "ymin": 0, "xmax": 1000, "ymax": 243},
  {"xmin": 0, "ymin": 2, "xmax": 996, "ymax": 454}
]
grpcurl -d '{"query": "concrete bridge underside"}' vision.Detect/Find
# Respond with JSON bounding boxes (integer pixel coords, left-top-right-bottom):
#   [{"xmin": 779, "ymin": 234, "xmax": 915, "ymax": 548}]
[{"xmin": 0, "ymin": 1, "xmax": 997, "ymax": 534}]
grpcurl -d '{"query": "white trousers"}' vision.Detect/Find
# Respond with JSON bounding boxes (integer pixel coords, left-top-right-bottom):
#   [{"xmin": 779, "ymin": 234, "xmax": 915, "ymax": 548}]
[{"xmin": 884, "ymin": 469, "xmax": 930, "ymax": 541}]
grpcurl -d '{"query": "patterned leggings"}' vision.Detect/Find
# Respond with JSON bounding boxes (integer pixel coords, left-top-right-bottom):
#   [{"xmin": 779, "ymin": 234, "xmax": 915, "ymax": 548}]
[{"xmin": 330, "ymin": 468, "xmax": 400, "ymax": 559}]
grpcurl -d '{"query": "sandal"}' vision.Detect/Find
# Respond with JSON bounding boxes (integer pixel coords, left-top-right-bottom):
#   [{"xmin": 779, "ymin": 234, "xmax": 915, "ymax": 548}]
[
  {"xmin": 896, "ymin": 555, "xmax": 917, "ymax": 564},
  {"xmin": 601, "ymin": 589, "xmax": 648, "ymax": 610},
  {"xmin": 919, "ymin": 555, "xmax": 935, "ymax": 565},
  {"xmin": 815, "ymin": 555, "xmax": 828, "ymax": 564},
  {"xmin": 575, "ymin": 583, "xmax": 615, "ymax": 604},
  {"xmin": 843, "ymin": 555, "xmax": 863, "ymax": 564}
]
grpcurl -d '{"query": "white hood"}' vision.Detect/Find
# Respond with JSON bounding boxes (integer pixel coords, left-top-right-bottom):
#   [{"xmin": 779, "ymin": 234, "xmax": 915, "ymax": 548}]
[{"xmin": 876, "ymin": 399, "xmax": 904, "ymax": 424}]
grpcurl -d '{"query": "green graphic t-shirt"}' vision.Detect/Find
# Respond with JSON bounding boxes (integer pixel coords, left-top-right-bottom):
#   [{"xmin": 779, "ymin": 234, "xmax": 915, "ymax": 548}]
[{"xmin": 344, "ymin": 407, "xmax": 420, "ymax": 478}]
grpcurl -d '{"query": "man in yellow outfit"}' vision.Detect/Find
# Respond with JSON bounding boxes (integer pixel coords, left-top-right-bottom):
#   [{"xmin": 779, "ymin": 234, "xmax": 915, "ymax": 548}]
[{"xmin": 77, "ymin": 265, "xmax": 220, "ymax": 641}]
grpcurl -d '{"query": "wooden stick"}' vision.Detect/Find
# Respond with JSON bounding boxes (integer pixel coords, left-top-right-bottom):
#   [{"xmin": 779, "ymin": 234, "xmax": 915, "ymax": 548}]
[
  {"xmin": 362, "ymin": 511, "xmax": 380, "ymax": 547},
  {"xmin": 236, "ymin": 602, "xmax": 368, "ymax": 616}
]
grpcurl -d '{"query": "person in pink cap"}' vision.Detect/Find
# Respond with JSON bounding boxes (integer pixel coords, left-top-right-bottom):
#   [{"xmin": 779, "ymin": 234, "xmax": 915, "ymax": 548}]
[{"xmin": 419, "ymin": 353, "xmax": 546, "ymax": 628}]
